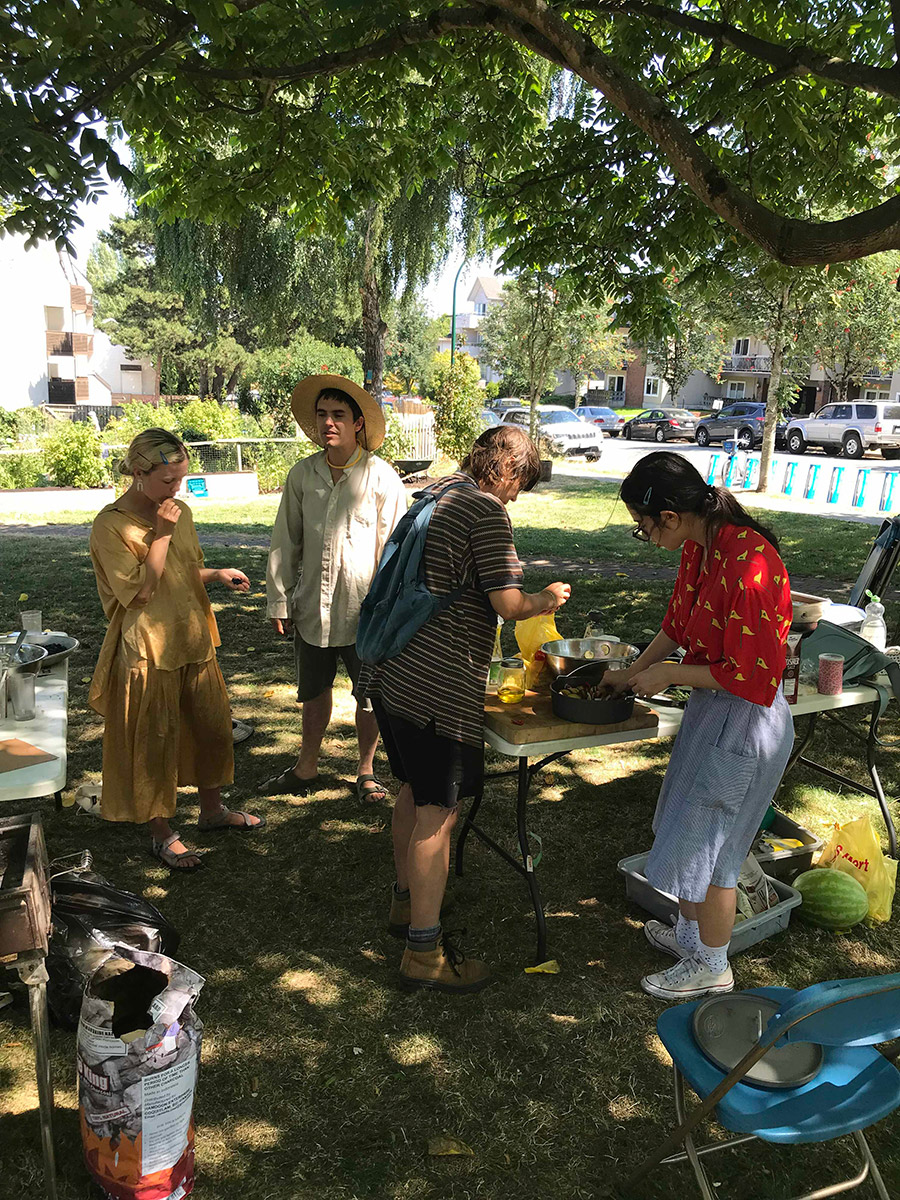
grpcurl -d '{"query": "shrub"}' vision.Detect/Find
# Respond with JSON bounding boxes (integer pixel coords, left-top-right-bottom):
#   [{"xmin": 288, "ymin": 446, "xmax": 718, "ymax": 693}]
[
  {"xmin": 41, "ymin": 422, "xmax": 109, "ymax": 488},
  {"xmin": 0, "ymin": 410, "xmax": 17, "ymax": 442},
  {"xmin": 430, "ymin": 359, "xmax": 485, "ymax": 466},
  {"xmin": 0, "ymin": 451, "xmax": 46, "ymax": 489},
  {"xmin": 483, "ymin": 381, "xmax": 500, "ymax": 401}
]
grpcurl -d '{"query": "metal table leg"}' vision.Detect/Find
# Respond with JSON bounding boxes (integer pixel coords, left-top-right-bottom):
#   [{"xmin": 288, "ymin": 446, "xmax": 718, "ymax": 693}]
[
  {"xmin": 16, "ymin": 955, "xmax": 58, "ymax": 1200},
  {"xmin": 781, "ymin": 701, "xmax": 898, "ymax": 858}
]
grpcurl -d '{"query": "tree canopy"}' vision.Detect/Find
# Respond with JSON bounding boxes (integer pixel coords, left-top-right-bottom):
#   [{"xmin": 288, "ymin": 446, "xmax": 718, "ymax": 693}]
[{"xmin": 4, "ymin": 0, "xmax": 900, "ymax": 281}]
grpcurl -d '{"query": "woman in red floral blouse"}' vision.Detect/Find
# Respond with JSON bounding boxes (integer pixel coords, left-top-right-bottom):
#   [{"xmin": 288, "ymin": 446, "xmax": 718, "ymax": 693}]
[{"xmin": 612, "ymin": 452, "xmax": 794, "ymax": 1001}]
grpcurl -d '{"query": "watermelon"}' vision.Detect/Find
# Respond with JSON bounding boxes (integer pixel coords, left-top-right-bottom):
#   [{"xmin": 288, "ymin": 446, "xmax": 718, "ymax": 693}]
[{"xmin": 794, "ymin": 868, "xmax": 869, "ymax": 930}]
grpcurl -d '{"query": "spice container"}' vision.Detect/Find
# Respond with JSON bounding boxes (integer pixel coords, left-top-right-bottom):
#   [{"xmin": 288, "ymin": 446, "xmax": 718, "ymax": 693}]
[
  {"xmin": 782, "ymin": 633, "xmax": 802, "ymax": 704},
  {"xmin": 497, "ymin": 658, "xmax": 526, "ymax": 705},
  {"xmin": 817, "ymin": 653, "xmax": 844, "ymax": 696}
]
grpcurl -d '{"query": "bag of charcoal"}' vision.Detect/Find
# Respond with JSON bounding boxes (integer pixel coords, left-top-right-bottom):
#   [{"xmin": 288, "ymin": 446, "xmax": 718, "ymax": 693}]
[{"xmin": 77, "ymin": 945, "xmax": 204, "ymax": 1200}]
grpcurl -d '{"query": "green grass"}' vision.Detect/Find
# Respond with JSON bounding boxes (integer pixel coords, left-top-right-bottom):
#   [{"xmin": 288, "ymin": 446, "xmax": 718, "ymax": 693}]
[{"xmin": 1, "ymin": 490, "xmax": 898, "ymax": 1199}]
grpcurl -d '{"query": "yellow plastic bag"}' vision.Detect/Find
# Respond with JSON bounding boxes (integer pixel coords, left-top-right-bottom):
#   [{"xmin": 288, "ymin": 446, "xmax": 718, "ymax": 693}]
[
  {"xmin": 515, "ymin": 613, "xmax": 561, "ymax": 664},
  {"xmin": 819, "ymin": 815, "xmax": 897, "ymax": 923}
]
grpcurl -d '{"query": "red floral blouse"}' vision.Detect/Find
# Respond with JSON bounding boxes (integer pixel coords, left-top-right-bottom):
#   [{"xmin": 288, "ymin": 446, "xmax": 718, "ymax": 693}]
[{"xmin": 661, "ymin": 523, "xmax": 792, "ymax": 707}]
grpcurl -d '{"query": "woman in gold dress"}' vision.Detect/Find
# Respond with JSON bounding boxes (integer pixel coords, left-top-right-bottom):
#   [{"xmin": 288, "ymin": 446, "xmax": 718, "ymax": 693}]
[{"xmin": 89, "ymin": 428, "xmax": 264, "ymax": 870}]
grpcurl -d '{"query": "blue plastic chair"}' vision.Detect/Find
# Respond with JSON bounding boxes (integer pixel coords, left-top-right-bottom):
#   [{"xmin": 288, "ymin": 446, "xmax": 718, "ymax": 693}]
[{"xmin": 626, "ymin": 975, "xmax": 900, "ymax": 1199}]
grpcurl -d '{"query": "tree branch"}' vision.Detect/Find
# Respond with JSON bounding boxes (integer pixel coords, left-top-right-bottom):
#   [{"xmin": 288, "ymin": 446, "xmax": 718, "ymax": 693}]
[
  {"xmin": 893, "ymin": 0, "xmax": 900, "ymax": 65},
  {"xmin": 487, "ymin": 0, "xmax": 900, "ymax": 264},
  {"xmin": 585, "ymin": 0, "xmax": 900, "ymax": 100}
]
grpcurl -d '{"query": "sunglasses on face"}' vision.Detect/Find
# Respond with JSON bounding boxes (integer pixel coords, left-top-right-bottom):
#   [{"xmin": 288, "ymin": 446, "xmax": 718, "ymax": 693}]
[{"xmin": 631, "ymin": 522, "xmax": 652, "ymax": 542}]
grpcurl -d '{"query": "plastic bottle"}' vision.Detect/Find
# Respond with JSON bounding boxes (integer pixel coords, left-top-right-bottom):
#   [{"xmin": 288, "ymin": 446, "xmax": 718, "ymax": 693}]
[
  {"xmin": 859, "ymin": 595, "xmax": 887, "ymax": 652},
  {"xmin": 583, "ymin": 610, "xmax": 606, "ymax": 639}
]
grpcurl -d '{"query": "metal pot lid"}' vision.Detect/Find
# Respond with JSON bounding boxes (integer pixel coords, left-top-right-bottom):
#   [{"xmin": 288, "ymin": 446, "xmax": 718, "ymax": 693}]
[{"xmin": 692, "ymin": 994, "xmax": 823, "ymax": 1089}]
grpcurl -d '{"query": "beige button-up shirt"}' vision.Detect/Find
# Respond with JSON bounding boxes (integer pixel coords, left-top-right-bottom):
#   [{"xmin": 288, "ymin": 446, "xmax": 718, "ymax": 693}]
[{"xmin": 266, "ymin": 449, "xmax": 408, "ymax": 647}]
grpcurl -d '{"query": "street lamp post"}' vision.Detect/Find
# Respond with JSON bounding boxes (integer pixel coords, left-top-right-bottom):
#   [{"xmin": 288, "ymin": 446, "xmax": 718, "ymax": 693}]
[{"xmin": 450, "ymin": 259, "xmax": 467, "ymax": 368}]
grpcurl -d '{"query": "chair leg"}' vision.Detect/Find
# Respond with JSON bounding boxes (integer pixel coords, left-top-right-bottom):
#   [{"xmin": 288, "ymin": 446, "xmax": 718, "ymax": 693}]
[
  {"xmin": 673, "ymin": 1067, "xmax": 719, "ymax": 1200},
  {"xmin": 851, "ymin": 1130, "xmax": 890, "ymax": 1200}
]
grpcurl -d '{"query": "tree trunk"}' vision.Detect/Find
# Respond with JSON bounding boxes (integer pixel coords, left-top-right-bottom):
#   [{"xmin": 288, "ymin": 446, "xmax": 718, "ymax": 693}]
[
  {"xmin": 211, "ymin": 366, "xmax": 226, "ymax": 399},
  {"xmin": 225, "ymin": 365, "xmax": 242, "ymax": 396},
  {"xmin": 361, "ymin": 207, "xmax": 387, "ymax": 401},
  {"xmin": 153, "ymin": 356, "xmax": 162, "ymax": 406},
  {"xmin": 757, "ymin": 284, "xmax": 791, "ymax": 492},
  {"xmin": 198, "ymin": 363, "xmax": 209, "ymax": 399}
]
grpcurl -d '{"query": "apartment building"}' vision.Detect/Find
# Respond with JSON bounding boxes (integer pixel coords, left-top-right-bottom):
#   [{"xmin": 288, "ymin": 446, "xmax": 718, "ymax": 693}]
[{"xmin": 0, "ymin": 234, "xmax": 153, "ymax": 414}]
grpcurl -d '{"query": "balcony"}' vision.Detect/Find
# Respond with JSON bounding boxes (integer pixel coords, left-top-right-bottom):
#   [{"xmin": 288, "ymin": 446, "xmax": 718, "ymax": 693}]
[
  {"xmin": 72, "ymin": 333, "xmax": 94, "ymax": 356},
  {"xmin": 46, "ymin": 331, "xmax": 73, "ymax": 356},
  {"xmin": 75, "ymin": 377, "xmax": 90, "ymax": 403},
  {"xmin": 70, "ymin": 285, "xmax": 88, "ymax": 312},
  {"xmin": 47, "ymin": 379, "xmax": 76, "ymax": 405},
  {"xmin": 721, "ymin": 355, "xmax": 771, "ymax": 374}
]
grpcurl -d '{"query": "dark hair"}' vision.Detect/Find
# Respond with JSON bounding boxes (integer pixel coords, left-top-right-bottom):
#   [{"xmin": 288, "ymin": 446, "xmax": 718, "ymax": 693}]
[
  {"xmin": 619, "ymin": 451, "xmax": 779, "ymax": 551},
  {"xmin": 317, "ymin": 387, "xmax": 363, "ymax": 424},
  {"xmin": 461, "ymin": 424, "xmax": 541, "ymax": 492}
]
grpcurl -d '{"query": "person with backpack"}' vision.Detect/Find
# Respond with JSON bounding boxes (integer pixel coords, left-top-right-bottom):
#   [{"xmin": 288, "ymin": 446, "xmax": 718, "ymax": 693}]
[
  {"xmin": 264, "ymin": 375, "xmax": 408, "ymax": 801},
  {"xmin": 359, "ymin": 424, "xmax": 571, "ymax": 994},
  {"xmin": 609, "ymin": 452, "xmax": 794, "ymax": 1001}
]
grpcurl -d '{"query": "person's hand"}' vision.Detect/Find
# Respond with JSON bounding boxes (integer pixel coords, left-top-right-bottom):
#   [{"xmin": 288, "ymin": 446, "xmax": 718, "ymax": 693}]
[
  {"xmin": 270, "ymin": 617, "xmax": 293, "ymax": 636},
  {"xmin": 605, "ymin": 669, "xmax": 636, "ymax": 694},
  {"xmin": 540, "ymin": 582, "xmax": 571, "ymax": 613},
  {"xmin": 155, "ymin": 499, "xmax": 181, "ymax": 538},
  {"xmin": 628, "ymin": 662, "xmax": 673, "ymax": 699},
  {"xmin": 220, "ymin": 569, "xmax": 250, "ymax": 592}
]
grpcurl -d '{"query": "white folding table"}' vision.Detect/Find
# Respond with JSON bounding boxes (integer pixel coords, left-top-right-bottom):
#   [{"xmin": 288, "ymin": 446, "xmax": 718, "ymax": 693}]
[
  {"xmin": 0, "ymin": 661, "xmax": 69, "ymax": 805},
  {"xmin": 463, "ymin": 682, "xmax": 894, "ymax": 964}
]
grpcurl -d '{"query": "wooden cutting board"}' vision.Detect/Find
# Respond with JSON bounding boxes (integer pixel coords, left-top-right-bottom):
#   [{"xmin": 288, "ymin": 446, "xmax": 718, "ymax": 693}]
[
  {"xmin": 0, "ymin": 738, "xmax": 57, "ymax": 775},
  {"xmin": 484, "ymin": 690, "xmax": 659, "ymax": 745}
]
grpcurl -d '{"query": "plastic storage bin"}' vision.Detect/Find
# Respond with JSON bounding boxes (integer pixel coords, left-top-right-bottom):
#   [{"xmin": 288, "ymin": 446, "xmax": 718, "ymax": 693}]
[
  {"xmin": 616, "ymin": 851, "xmax": 802, "ymax": 955},
  {"xmin": 753, "ymin": 810, "xmax": 824, "ymax": 881}
]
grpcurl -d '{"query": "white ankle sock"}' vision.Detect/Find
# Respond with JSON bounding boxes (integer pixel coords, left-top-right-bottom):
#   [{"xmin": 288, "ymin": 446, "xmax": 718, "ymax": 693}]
[
  {"xmin": 696, "ymin": 938, "xmax": 729, "ymax": 975},
  {"xmin": 675, "ymin": 914, "xmax": 700, "ymax": 952}
]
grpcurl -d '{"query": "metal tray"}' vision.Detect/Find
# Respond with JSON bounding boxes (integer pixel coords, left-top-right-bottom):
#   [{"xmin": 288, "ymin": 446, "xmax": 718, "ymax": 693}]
[
  {"xmin": 693, "ymin": 993, "xmax": 822, "ymax": 1089},
  {"xmin": 616, "ymin": 851, "xmax": 802, "ymax": 955}
]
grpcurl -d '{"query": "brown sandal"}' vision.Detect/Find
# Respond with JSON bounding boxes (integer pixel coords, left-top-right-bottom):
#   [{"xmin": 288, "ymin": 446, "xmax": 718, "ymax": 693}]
[{"xmin": 198, "ymin": 805, "xmax": 266, "ymax": 833}]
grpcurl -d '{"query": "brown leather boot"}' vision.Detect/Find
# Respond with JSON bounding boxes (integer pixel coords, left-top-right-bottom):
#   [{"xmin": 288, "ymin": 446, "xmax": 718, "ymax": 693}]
[
  {"xmin": 387, "ymin": 889, "xmax": 454, "ymax": 939},
  {"xmin": 399, "ymin": 932, "xmax": 491, "ymax": 994}
]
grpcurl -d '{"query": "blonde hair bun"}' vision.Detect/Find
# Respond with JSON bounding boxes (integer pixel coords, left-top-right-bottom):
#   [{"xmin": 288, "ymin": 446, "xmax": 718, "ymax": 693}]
[{"xmin": 119, "ymin": 428, "xmax": 189, "ymax": 476}]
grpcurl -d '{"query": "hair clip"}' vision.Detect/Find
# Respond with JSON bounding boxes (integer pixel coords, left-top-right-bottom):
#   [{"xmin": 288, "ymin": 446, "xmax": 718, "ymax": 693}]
[
  {"xmin": 159, "ymin": 452, "xmax": 169, "ymax": 463},
  {"xmin": 642, "ymin": 486, "xmax": 652, "ymax": 505}
]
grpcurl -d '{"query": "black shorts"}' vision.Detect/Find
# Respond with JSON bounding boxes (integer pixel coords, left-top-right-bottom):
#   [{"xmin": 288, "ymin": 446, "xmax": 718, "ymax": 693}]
[
  {"xmin": 293, "ymin": 633, "xmax": 370, "ymax": 708},
  {"xmin": 371, "ymin": 698, "xmax": 483, "ymax": 810}
]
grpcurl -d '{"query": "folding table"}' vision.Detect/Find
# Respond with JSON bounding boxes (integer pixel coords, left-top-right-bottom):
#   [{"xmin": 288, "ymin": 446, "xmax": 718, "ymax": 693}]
[
  {"xmin": 0, "ymin": 660, "xmax": 68, "ymax": 806},
  {"xmin": 463, "ymin": 682, "xmax": 895, "ymax": 964}
]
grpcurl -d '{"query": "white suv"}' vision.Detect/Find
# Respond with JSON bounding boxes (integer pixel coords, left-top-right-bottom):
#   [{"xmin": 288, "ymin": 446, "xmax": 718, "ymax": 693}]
[
  {"xmin": 501, "ymin": 406, "xmax": 603, "ymax": 460},
  {"xmin": 784, "ymin": 401, "xmax": 900, "ymax": 459}
]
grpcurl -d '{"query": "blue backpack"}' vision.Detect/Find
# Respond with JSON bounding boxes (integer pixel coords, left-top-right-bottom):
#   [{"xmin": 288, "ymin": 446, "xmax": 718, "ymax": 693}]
[{"xmin": 356, "ymin": 478, "xmax": 472, "ymax": 665}]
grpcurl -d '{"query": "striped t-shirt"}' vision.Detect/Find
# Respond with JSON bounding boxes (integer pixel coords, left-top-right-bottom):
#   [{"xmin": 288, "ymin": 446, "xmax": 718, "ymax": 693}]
[{"xmin": 360, "ymin": 473, "xmax": 524, "ymax": 746}]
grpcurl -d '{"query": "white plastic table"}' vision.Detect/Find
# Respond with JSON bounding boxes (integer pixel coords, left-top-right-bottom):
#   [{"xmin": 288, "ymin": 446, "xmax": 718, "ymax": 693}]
[
  {"xmin": 465, "ymin": 682, "xmax": 892, "ymax": 964},
  {"xmin": 0, "ymin": 662, "xmax": 68, "ymax": 805}
]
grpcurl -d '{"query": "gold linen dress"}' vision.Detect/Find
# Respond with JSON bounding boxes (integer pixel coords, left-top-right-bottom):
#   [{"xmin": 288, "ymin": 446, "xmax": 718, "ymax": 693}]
[{"xmin": 89, "ymin": 499, "xmax": 234, "ymax": 822}]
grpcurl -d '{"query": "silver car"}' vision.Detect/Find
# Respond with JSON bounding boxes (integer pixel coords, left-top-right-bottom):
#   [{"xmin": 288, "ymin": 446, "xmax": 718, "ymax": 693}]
[
  {"xmin": 574, "ymin": 405, "xmax": 626, "ymax": 437},
  {"xmin": 502, "ymin": 406, "xmax": 603, "ymax": 460},
  {"xmin": 785, "ymin": 401, "xmax": 900, "ymax": 459}
]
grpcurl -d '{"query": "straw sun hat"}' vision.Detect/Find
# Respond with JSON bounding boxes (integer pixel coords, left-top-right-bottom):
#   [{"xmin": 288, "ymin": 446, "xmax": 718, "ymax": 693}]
[{"xmin": 290, "ymin": 374, "xmax": 386, "ymax": 452}]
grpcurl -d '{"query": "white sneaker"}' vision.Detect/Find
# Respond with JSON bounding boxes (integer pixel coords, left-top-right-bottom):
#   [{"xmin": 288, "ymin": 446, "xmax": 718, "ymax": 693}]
[
  {"xmin": 641, "ymin": 954, "xmax": 734, "ymax": 1001},
  {"xmin": 644, "ymin": 920, "xmax": 691, "ymax": 960}
]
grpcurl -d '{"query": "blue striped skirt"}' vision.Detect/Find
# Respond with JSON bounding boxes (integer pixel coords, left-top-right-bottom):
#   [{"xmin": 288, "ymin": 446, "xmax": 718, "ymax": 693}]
[{"xmin": 645, "ymin": 687, "xmax": 794, "ymax": 903}]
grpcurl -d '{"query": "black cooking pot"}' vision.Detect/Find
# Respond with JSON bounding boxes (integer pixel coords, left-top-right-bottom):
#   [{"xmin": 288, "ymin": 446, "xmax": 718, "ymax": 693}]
[{"xmin": 550, "ymin": 662, "xmax": 636, "ymax": 725}]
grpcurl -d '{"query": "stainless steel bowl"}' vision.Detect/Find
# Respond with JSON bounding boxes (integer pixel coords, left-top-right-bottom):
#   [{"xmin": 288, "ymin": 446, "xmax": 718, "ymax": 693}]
[
  {"xmin": 18, "ymin": 631, "xmax": 79, "ymax": 671},
  {"xmin": 541, "ymin": 637, "xmax": 640, "ymax": 678},
  {"xmin": 0, "ymin": 640, "xmax": 48, "ymax": 675}
]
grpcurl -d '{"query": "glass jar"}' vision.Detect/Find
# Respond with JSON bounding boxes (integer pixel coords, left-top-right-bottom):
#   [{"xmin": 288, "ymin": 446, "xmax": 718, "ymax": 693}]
[{"xmin": 497, "ymin": 658, "xmax": 526, "ymax": 705}]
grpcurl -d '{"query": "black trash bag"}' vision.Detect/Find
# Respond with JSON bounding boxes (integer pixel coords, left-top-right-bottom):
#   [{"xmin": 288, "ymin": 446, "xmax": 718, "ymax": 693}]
[{"xmin": 46, "ymin": 855, "xmax": 180, "ymax": 1029}]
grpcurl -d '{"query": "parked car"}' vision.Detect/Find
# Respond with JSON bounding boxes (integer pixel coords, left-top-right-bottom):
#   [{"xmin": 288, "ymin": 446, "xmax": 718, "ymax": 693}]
[
  {"xmin": 784, "ymin": 401, "xmax": 900, "ymax": 459},
  {"xmin": 694, "ymin": 402, "xmax": 787, "ymax": 449},
  {"xmin": 480, "ymin": 408, "xmax": 501, "ymax": 427},
  {"xmin": 574, "ymin": 405, "xmax": 626, "ymax": 437},
  {"xmin": 491, "ymin": 396, "xmax": 523, "ymax": 416},
  {"xmin": 501, "ymin": 405, "xmax": 603, "ymax": 460},
  {"xmin": 623, "ymin": 408, "xmax": 697, "ymax": 443}
]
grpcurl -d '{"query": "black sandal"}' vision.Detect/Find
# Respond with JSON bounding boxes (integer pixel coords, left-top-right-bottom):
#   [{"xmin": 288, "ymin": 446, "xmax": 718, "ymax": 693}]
[
  {"xmin": 259, "ymin": 768, "xmax": 322, "ymax": 796},
  {"xmin": 357, "ymin": 774, "xmax": 389, "ymax": 803}
]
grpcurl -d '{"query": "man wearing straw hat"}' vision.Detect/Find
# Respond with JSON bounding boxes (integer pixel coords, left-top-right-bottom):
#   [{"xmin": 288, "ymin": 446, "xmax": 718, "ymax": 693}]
[{"xmin": 263, "ymin": 375, "xmax": 407, "ymax": 800}]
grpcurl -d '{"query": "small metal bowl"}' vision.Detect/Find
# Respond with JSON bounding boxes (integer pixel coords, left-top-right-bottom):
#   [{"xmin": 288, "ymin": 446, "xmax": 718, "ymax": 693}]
[
  {"xmin": 18, "ymin": 632, "xmax": 80, "ymax": 671},
  {"xmin": 0, "ymin": 640, "xmax": 48, "ymax": 675},
  {"xmin": 541, "ymin": 637, "xmax": 640, "ymax": 678}
]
